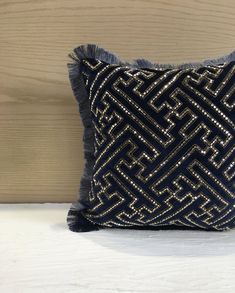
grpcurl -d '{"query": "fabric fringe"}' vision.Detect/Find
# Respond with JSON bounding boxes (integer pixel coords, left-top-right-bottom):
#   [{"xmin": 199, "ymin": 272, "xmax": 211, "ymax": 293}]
[
  {"xmin": 67, "ymin": 204, "xmax": 100, "ymax": 232},
  {"xmin": 66, "ymin": 43, "xmax": 235, "ymax": 232},
  {"xmin": 68, "ymin": 43, "xmax": 235, "ymax": 72}
]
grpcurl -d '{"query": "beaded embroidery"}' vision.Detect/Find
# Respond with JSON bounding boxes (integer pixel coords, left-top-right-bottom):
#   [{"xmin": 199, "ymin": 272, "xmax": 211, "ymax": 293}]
[{"xmin": 67, "ymin": 44, "xmax": 235, "ymax": 232}]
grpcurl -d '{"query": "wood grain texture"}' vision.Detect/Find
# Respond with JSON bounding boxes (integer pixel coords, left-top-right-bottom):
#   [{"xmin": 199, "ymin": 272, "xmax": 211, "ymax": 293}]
[{"xmin": 0, "ymin": 0, "xmax": 234, "ymax": 202}]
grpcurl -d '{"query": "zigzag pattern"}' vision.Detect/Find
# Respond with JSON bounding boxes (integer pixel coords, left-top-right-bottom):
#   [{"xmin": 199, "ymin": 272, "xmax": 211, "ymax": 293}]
[{"xmin": 80, "ymin": 58, "xmax": 235, "ymax": 230}]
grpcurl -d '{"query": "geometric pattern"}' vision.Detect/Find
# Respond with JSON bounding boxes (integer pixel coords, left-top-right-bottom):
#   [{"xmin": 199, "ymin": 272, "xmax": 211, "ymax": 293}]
[{"xmin": 80, "ymin": 58, "xmax": 235, "ymax": 231}]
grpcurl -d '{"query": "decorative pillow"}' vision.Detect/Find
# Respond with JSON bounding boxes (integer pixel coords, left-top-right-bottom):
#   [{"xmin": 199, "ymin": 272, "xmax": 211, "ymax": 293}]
[{"xmin": 67, "ymin": 44, "xmax": 235, "ymax": 232}]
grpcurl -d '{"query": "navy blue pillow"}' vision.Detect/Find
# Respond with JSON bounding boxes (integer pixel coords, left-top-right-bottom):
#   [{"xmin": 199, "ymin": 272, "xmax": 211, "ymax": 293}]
[{"xmin": 67, "ymin": 44, "xmax": 235, "ymax": 232}]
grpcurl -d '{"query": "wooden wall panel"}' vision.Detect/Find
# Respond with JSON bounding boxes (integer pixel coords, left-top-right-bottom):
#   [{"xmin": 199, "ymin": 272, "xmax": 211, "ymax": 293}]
[{"xmin": 0, "ymin": 0, "xmax": 234, "ymax": 202}]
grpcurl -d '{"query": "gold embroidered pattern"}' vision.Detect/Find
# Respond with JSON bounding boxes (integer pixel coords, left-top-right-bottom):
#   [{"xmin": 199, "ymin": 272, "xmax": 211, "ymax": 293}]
[{"xmin": 81, "ymin": 59, "xmax": 235, "ymax": 231}]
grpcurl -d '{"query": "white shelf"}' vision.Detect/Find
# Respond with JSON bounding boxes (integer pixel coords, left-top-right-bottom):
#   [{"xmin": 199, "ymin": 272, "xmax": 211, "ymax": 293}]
[{"xmin": 1, "ymin": 204, "xmax": 235, "ymax": 293}]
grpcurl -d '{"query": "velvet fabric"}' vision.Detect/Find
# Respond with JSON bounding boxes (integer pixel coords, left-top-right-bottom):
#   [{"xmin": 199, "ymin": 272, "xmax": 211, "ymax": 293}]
[{"xmin": 67, "ymin": 44, "xmax": 235, "ymax": 232}]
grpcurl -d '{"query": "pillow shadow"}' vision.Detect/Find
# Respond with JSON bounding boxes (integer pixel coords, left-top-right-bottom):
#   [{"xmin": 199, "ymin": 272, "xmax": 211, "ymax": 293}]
[{"xmin": 78, "ymin": 227, "xmax": 235, "ymax": 258}]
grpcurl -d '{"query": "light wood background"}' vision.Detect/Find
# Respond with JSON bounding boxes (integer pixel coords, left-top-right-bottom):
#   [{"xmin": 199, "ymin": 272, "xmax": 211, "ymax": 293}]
[{"xmin": 0, "ymin": 0, "xmax": 234, "ymax": 203}]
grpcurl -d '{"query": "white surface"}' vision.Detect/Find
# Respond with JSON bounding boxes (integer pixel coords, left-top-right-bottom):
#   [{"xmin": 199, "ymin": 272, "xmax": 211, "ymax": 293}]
[{"xmin": 0, "ymin": 204, "xmax": 235, "ymax": 293}]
